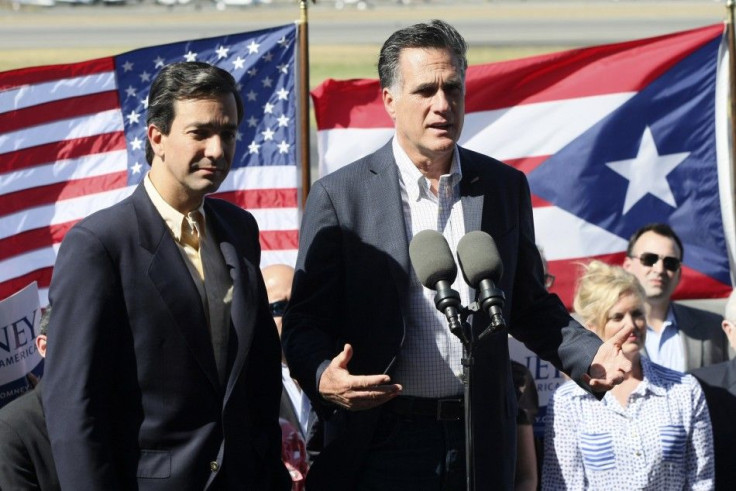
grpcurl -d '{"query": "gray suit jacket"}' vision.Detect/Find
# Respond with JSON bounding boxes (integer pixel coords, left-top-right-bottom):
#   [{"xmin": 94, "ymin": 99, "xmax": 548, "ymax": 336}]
[
  {"xmin": 282, "ymin": 141, "xmax": 605, "ymax": 490},
  {"xmin": 692, "ymin": 357, "xmax": 736, "ymax": 490},
  {"xmin": 673, "ymin": 303, "xmax": 729, "ymax": 371}
]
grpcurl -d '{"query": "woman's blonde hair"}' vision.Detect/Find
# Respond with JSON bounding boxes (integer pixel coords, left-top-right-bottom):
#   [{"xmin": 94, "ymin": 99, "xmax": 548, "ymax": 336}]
[{"xmin": 573, "ymin": 260, "xmax": 645, "ymax": 336}]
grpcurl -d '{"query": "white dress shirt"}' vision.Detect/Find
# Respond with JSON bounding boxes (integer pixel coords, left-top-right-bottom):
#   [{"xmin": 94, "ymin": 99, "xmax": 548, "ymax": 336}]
[
  {"xmin": 389, "ymin": 139, "xmax": 471, "ymax": 398},
  {"xmin": 644, "ymin": 305, "xmax": 686, "ymax": 372},
  {"xmin": 282, "ymin": 363, "xmax": 311, "ymax": 437}
]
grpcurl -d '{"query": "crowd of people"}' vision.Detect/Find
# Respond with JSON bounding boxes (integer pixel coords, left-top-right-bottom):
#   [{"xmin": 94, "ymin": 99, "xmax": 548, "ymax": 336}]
[{"xmin": 0, "ymin": 18, "xmax": 734, "ymax": 491}]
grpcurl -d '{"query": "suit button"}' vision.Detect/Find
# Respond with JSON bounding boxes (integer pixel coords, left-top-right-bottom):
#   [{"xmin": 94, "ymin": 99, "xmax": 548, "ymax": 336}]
[{"xmin": 210, "ymin": 461, "xmax": 219, "ymax": 472}]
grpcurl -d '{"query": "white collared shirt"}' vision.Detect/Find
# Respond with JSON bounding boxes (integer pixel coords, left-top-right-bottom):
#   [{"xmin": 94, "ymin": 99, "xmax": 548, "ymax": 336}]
[
  {"xmin": 389, "ymin": 138, "xmax": 470, "ymax": 398},
  {"xmin": 282, "ymin": 363, "xmax": 312, "ymax": 436},
  {"xmin": 143, "ymin": 174, "xmax": 207, "ymax": 293},
  {"xmin": 644, "ymin": 305, "xmax": 686, "ymax": 372}
]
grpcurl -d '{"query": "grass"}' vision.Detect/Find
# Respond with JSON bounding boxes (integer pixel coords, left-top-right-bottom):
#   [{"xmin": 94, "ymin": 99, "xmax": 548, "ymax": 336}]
[
  {"xmin": 308, "ymin": 45, "xmax": 568, "ymax": 86},
  {"xmin": 2, "ymin": 44, "xmax": 566, "ymax": 87}
]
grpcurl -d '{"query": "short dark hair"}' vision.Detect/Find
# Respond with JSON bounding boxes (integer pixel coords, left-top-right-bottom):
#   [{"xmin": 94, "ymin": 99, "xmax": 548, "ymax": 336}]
[
  {"xmin": 378, "ymin": 19, "xmax": 468, "ymax": 90},
  {"xmin": 626, "ymin": 223, "xmax": 684, "ymax": 259},
  {"xmin": 39, "ymin": 306, "xmax": 51, "ymax": 337},
  {"xmin": 145, "ymin": 61, "xmax": 244, "ymax": 164}
]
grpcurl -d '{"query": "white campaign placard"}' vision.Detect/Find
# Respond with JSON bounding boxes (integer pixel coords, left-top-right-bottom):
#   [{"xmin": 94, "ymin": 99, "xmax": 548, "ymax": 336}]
[
  {"xmin": 509, "ymin": 336, "xmax": 568, "ymax": 438},
  {"xmin": 0, "ymin": 282, "xmax": 43, "ymax": 406}
]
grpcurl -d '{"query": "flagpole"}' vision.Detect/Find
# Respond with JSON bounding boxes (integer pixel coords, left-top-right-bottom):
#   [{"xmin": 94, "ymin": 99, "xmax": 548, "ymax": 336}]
[
  {"xmin": 297, "ymin": 0, "xmax": 313, "ymax": 207},
  {"xmin": 727, "ymin": 0, "xmax": 736, "ymax": 282}
]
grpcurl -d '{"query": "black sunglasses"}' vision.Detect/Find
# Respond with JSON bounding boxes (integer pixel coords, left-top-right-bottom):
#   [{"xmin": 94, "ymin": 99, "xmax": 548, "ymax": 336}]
[
  {"xmin": 269, "ymin": 300, "xmax": 288, "ymax": 317},
  {"xmin": 630, "ymin": 252, "xmax": 681, "ymax": 272}
]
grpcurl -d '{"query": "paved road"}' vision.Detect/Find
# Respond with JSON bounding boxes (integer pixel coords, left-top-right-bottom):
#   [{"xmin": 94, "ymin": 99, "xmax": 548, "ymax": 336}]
[{"xmin": 0, "ymin": 1, "xmax": 727, "ymax": 49}]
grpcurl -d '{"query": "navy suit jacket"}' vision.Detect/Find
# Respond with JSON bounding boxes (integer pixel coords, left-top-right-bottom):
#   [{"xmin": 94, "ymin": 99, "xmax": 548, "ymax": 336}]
[
  {"xmin": 692, "ymin": 357, "xmax": 736, "ymax": 490},
  {"xmin": 0, "ymin": 381, "xmax": 60, "ymax": 491},
  {"xmin": 44, "ymin": 184, "xmax": 289, "ymax": 490},
  {"xmin": 282, "ymin": 142, "xmax": 604, "ymax": 490}
]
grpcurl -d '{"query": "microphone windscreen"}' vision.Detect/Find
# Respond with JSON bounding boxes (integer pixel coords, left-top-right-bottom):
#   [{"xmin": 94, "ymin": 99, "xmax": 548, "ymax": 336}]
[
  {"xmin": 409, "ymin": 229, "xmax": 457, "ymax": 288},
  {"xmin": 456, "ymin": 231, "xmax": 503, "ymax": 288}
]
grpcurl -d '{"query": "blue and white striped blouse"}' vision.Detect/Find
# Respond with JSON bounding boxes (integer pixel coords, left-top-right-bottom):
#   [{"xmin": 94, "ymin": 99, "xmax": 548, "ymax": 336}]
[{"xmin": 542, "ymin": 357, "xmax": 714, "ymax": 490}]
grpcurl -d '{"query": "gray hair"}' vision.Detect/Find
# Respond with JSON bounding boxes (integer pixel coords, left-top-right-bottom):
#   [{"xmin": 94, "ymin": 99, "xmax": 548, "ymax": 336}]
[
  {"xmin": 39, "ymin": 306, "xmax": 51, "ymax": 337},
  {"xmin": 378, "ymin": 19, "xmax": 468, "ymax": 90}
]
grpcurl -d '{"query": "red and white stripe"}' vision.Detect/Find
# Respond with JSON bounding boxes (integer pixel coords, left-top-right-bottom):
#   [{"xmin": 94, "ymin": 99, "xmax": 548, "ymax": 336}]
[{"xmin": 1, "ymin": 58, "xmax": 299, "ymax": 305}]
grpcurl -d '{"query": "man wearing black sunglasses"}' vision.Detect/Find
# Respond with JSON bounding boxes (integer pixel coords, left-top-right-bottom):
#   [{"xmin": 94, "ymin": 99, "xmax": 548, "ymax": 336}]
[{"xmin": 623, "ymin": 223, "xmax": 729, "ymax": 372}]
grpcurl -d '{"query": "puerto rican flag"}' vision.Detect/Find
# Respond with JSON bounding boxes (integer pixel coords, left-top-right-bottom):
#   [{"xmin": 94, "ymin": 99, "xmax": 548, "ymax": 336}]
[{"xmin": 311, "ymin": 24, "xmax": 735, "ymax": 307}]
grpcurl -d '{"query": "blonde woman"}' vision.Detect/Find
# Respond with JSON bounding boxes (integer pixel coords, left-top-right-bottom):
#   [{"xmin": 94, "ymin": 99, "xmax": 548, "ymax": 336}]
[{"xmin": 542, "ymin": 261, "xmax": 714, "ymax": 490}]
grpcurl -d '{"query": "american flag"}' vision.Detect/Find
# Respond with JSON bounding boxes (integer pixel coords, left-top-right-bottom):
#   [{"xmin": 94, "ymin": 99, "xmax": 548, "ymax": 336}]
[
  {"xmin": 0, "ymin": 24, "xmax": 300, "ymax": 306},
  {"xmin": 311, "ymin": 24, "xmax": 735, "ymax": 308}
]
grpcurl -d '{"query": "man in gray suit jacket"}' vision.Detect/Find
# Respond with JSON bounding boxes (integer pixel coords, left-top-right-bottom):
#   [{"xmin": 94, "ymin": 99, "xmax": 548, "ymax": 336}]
[
  {"xmin": 44, "ymin": 62, "xmax": 289, "ymax": 490},
  {"xmin": 283, "ymin": 20, "xmax": 633, "ymax": 491},
  {"xmin": 623, "ymin": 223, "xmax": 729, "ymax": 372},
  {"xmin": 692, "ymin": 289, "xmax": 736, "ymax": 490}
]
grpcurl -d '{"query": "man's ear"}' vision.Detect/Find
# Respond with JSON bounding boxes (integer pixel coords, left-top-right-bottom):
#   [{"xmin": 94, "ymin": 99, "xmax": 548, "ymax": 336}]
[
  {"xmin": 672, "ymin": 266, "xmax": 682, "ymax": 286},
  {"xmin": 382, "ymin": 87, "xmax": 396, "ymax": 121},
  {"xmin": 35, "ymin": 334, "xmax": 47, "ymax": 358},
  {"xmin": 622, "ymin": 256, "xmax": 633, "ymax": 271},
  {"xmin": 722, "ymin": 319, "xmax": 736, "ymax": 351},
  {"xmin": 148, "ymin": 124, "xmax": 165, "ymax": 159}
]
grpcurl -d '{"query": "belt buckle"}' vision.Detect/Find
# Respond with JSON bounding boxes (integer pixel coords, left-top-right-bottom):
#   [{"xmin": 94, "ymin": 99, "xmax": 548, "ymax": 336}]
[{"xmin": 436, "ymin": 398, "xmax": 462, "ymax": 421}]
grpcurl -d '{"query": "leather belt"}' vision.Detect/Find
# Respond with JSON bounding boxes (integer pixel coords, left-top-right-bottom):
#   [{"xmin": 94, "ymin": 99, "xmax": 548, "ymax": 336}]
[{"xmin": 386, "ymin": 396, "xmax": 464, "ymax": 421}]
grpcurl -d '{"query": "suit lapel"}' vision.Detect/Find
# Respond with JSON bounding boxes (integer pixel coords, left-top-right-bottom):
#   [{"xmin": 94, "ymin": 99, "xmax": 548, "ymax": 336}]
[
  {"xmin": 366, "ymin": 143, "xmax": 411, "ymax": 308},
  {"xmin": 132, "ymin": 185, "xmax": 221, "ymax": 392},
  {"xmin": 206, "ymin": 204, "xmax": 259, "ymax": 402},
  {"xmin": 459, "ymin": 151, "xmax": 485, "ymax": 234},
  {"xmin": 673, "ymin": 304, "xmax": 702, "ymax": 370},
  {"xmin": 280, "ymin": 386, "xmax": 301, "ymax": 434},
  {"xmin": 366, "ymin": 145, "xmax": 486, "ymax": 315},
  {"xmin": 727, "ymin": 358, "xmax": 736, "ymax": 395}
]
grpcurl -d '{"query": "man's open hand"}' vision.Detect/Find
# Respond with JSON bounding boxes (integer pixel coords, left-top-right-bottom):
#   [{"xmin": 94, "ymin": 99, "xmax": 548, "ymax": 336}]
[{"xmin": 319, "ymin": 344, "xmax": 402, "ymax": 410}]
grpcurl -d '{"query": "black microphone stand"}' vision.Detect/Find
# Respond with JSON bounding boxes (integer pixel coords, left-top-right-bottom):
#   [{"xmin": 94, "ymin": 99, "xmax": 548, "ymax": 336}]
[
  {"xmin": 456, "ymin": 306, "xmax": 476, "ymax": 491},
  {"xmin": 450, "ymin": 298, "xmax": 505, "ymax": 491}
]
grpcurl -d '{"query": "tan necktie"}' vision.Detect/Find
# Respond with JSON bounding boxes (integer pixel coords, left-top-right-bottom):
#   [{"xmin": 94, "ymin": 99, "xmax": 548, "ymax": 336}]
[{"xmin": 181, "ymin": 211, "xmax": 204, "ymax": 280}]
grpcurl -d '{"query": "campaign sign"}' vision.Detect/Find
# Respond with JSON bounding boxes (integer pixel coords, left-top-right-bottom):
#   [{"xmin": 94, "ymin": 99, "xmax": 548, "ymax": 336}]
[
  {"xmin": 0, "ymin": 282, "xmax": 43, "ymax": 409},
  {"xmin": 509, "ymin": 337, "xmax": 567, "ymax": 439}
]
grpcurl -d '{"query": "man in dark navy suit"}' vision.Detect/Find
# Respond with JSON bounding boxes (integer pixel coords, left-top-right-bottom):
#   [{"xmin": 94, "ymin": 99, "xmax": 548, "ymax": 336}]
[{"xmin": 44, "ymin": 62, "xmax": 289, "ymax": 491}]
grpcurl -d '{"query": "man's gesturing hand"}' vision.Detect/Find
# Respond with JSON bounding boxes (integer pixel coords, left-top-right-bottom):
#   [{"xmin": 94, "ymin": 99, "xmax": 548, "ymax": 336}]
[
  {"xmin": 584, "ymin": 324, "xmax": 634, "ymax": 392},
  {"xmin": 318, "ymin": 344, "xmax": 402, "ymax": 411}
]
